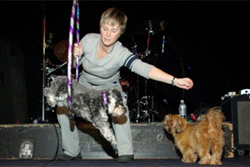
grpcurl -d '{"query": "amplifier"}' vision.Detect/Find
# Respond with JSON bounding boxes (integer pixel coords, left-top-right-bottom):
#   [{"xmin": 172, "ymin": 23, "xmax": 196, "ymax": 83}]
[{"xmin": 222, "ymin": 94, "xmax": 250, "ymax": 155}]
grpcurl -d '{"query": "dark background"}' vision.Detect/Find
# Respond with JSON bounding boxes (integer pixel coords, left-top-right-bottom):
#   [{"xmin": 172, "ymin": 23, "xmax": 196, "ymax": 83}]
[{"xmin": 0, "ymin": 1, "xmax": 249, "ymax": 123}]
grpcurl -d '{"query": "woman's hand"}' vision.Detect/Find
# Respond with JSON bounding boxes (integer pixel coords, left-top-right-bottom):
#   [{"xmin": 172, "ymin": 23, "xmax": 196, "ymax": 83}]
[
  {"xmin": 174, "ymin": 77, "xmax": 194, "ymax": 90},
  {"xmin": 73, "ymin": 43, "xmax": 83, "ymax": 59}
]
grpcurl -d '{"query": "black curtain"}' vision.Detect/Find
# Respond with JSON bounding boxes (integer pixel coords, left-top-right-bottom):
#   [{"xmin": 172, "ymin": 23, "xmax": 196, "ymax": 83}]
[{"xmin": 1, "ymin": 1, "xmax": 249, "ymax": 121}]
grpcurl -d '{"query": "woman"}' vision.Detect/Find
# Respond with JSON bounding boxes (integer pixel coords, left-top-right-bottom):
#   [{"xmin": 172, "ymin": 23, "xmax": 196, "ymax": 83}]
[{"xmin": 56, "ymin": 7, "xmax": 193, "ymax": 163}]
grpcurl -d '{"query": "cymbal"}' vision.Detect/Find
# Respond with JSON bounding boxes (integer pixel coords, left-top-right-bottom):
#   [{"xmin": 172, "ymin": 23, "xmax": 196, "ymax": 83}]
[
  {"xmin": 134, "ymin": 20, "xmax": 167, "ymax": 36},
  {"xmin": 33, "ymin": 32, "xmax": 62, "ymax": 49},
  {"xmin": 54, "ymin": 40, "xmax": 69, "ymax": 62},
  {"xmin": 46, "ymin": 33, "xmax": 62, "ymax": 49}
]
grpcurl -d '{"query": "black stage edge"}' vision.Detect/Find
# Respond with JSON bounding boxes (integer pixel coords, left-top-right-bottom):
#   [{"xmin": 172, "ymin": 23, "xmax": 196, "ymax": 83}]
[
  {"xmin": 0, "ymin": 158, "xmax": 250, "ymax": 167},
  {"xmin": 0, "ymin": 122, "xmax": 234, "ymax": 160}
]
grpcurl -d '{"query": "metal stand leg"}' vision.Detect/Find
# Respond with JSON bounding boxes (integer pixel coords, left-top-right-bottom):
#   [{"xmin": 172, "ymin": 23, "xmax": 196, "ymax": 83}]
[{"xmin": 41, "ymin": 12, "xmax": 46, "ymax": 122}]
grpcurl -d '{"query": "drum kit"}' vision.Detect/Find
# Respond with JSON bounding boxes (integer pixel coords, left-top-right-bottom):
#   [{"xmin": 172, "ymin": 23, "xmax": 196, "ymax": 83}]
[
  {"xmin": 41, "ymin": 19, "xmax": 167, "ymax": 123},
  {"xmin": 121, "ymin": 19, "xmax": 168, "ymax": 123},
  {"xmin": 45, "ymin": 37, "xmax": 69, "ymax": 76},
  {"xmin": 38, "ymin": 32, "xmax": 69, "ymax": 122}
]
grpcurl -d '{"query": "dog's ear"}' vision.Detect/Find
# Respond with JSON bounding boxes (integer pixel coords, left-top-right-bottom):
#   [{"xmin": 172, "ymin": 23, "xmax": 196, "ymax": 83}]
[
  {"xmin": 44, "ymin": 87, "xmax": 49, "ymax": 96},
  {"xmin": 163, "ymin": 115, "xmax": 168, "ymax": 126},
  {"xmin": 163, "ymin": 115, "xmax": 172, "ymax": 132},
  {"xmin": 175, "ymin": 115, "xmax": 187, "ymax": 133},
  {"xmin": 50, "ymin": 74, "xmax": 57, "ymax": 81},
  {"xmin": 47, "ymin": 74, "xmax": 57, "ymax": 86},
  {"xmin": 164, "ymin": 114, "xmax": 177, "ymax": 135}
]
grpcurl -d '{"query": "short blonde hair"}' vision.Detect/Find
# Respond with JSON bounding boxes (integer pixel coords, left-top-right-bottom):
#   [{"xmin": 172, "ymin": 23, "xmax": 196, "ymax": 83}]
[{"xmin": 100, "ymin": 7, "xmax": 128, "ymax": 34}]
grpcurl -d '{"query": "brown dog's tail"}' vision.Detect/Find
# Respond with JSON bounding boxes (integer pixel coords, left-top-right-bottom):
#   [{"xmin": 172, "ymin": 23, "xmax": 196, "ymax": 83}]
[{"xmin": 206, "ymin": 107, "xmax": 225, "ymax": 129}]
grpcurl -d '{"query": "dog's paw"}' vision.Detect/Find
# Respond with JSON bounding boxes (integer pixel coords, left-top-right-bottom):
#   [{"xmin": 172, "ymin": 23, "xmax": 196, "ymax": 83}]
[
  {"xmin": 112, "ymin": 140, "xmax": 117, "ymax": 146},
  {"xmin": 210, "ymin": 159, "xmax": 222, "ymax": 165},
  {"xmin": 198, "ymin": 158, "xmax": 211, "ymax": 165},
  {"xmin": 182, "ymin": 157, "xmax": 197, "ymax": 163},
  {"xmin": 111, "ymin": 105, "xmax": 126, "ymax": 117}
]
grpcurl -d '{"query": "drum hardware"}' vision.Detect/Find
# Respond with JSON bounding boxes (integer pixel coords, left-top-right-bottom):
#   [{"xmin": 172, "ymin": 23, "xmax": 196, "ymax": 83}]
[
  {"xmin": 128, "ymin": 42, "xmax": 158, "ymax": 123},
  {"xmin": 135, "ymin": 20, "xmax": 167, "ymax": 57},
  {"xmin": 127, "ymin": 20, "xmax": 168, "ymax": 123},
  {"xmin": 131, "ymin": 42, "xmax": 137, "ymax": 54},
  {"xmin": 41, "ymin": 7, "xmax": 47, "ymax": 122},
  {"xmin": 42, "ymin": 40, "xmax": 68, "ymax": 77},
  {"xmin": 134, "ymin": 20, "xmax": 167, "ymax": 36},
  {"xmin": 33, "ymin": 32, "xmax": 62, "ymax": 50},
  {"xmin": 140, "ymin": 95, "xmax": 153, "ymax": 122},
  {"xmin": 127, "ymin": 43, "xmax": 142, "ymax": 123},
  {"xmin": 46, "ymin": 33, "xmax": 62, "ymax": 49},
  {"xmin": 129, "ymin": 95, "xmax": 163, "ymax": 123},
  {"xmin": 141, "ymin": 110, "xmax": 150, "ymax": 123},
  {"xmin": 148, "ymin": 108, "xmax": 165, "ymax": 120},
  {"xmin": 140, "ymin": 96, "xmax": 165, "ymax": 122},
  {"xmin": 140, "ymin": 95, "xmax": 151, "ymax": 105},
  {"xmin": 38, "ymin": 4, "xmax": 65, "ymax": 123},
  {"xmin": 46, "ymin": 62, "xmax": 67, "ymax": 76},
  {"xmin": 139, "ymin": 95, "xmax": 151, "ymax": 122},
  {"xmin": 144, "ymin": 21, "xmax": 153, "ymax": 57},
  {"xmin": 124, "ymin": 20, "xmax": 168, "ymax": 123},
  {"xmin": 128, "ymin": 95, "xmax": 152, "ymax": 123},
  {"xmin": 122, "ymin": 75, "xmax": 164, "ymax": 123},
  {"xmin": 132, "ymin": 43, "xmax": 147, "ymax": 60}
]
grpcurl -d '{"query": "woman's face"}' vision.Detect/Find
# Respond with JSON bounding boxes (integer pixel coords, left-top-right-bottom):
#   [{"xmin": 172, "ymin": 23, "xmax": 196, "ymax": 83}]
[{"xmin": 100, "ymin": 23, "xmax": 121, "ymax": 47}]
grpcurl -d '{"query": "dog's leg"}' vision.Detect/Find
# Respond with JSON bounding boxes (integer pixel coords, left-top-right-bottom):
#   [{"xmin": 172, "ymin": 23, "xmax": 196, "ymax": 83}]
[
  {"xmin": 210, "ymin": 135, "xmax": 224, "ymax": 165},
  {"xmin": 97, "ymin": 122, "xmax": 117, "ymax": 147},
  {"xmin": 91, "ymin": 108, "xmax": 117, "ymax": 148},
  {"xmin": 197, "ymin": 143, "xmax": 211, "ymax": 165},
  {"xmin": 178, "ymin": 145, "xmax": 197, "ymax": 163},
  {"xmin": 210, "ymin": 145, "xmax": 223, "ymax": 165}
]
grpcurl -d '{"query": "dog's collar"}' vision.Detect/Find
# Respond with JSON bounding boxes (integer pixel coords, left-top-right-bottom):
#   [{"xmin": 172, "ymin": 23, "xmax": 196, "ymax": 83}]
[{"xmin": 102, "ymin": 91, "xmax": 108, "ymax": 107}]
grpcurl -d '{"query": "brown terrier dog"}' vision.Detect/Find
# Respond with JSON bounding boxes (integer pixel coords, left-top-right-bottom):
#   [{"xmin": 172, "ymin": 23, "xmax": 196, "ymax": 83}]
[{"xmin": 164, "ymin": 107, "xmax": 225, "ymax": 165}]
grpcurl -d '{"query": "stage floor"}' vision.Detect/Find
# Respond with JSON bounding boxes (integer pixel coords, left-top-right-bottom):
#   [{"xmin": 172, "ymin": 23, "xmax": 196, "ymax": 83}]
[{"xmin": 0, "ymin": 157, "xmax": 250, "ymax": 167}]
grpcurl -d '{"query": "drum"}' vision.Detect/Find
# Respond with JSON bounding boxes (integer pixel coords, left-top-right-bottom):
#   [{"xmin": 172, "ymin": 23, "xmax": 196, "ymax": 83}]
[{"xmin": 119, "ymin": 79, "xmax": 130, "ymax": 93}]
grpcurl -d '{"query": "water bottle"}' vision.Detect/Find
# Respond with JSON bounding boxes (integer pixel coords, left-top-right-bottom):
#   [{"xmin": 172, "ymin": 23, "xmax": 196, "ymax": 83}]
[{"xmin": 178, "ymin": 100, "xmax": 187, "ymax": 119}]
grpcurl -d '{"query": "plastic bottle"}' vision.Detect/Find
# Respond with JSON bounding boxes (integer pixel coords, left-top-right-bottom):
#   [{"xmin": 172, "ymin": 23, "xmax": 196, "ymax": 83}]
[{"xmin": 178, "ymin": 100, "xmax": 187, "ymax": 119}]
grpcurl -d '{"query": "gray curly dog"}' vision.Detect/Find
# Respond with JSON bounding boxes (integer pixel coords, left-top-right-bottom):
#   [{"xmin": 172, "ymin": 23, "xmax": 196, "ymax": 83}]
[{"xmin": 44, "ymin": 75, "xmax": 128, "ymax": 148}]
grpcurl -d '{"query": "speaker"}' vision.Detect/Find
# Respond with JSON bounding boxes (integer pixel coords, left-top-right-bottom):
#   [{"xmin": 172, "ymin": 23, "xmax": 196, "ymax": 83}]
[
  {"xmin": 222, "ymin": 94, "xmax": 250, "ymax": 153},
  {"xmin": 0, "ymin": 38, "xmax": 28, "ymax": 124}
]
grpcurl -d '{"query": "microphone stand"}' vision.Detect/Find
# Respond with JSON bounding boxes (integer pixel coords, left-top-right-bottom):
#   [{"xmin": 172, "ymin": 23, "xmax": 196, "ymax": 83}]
[
  {"xmin": 41, "ymin": 4, "xmax": 46, "ymax": 122},
  {"xmin": 165, "ymin": 33, "xmax": 187, "ymax": 99},
  {"xmin": 131, "ymin": 43, "xmax": 141, "ymax": 123},
  {"xmin": 144, "ymin": 21, "xmax": 154, "ymax": 56}
]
